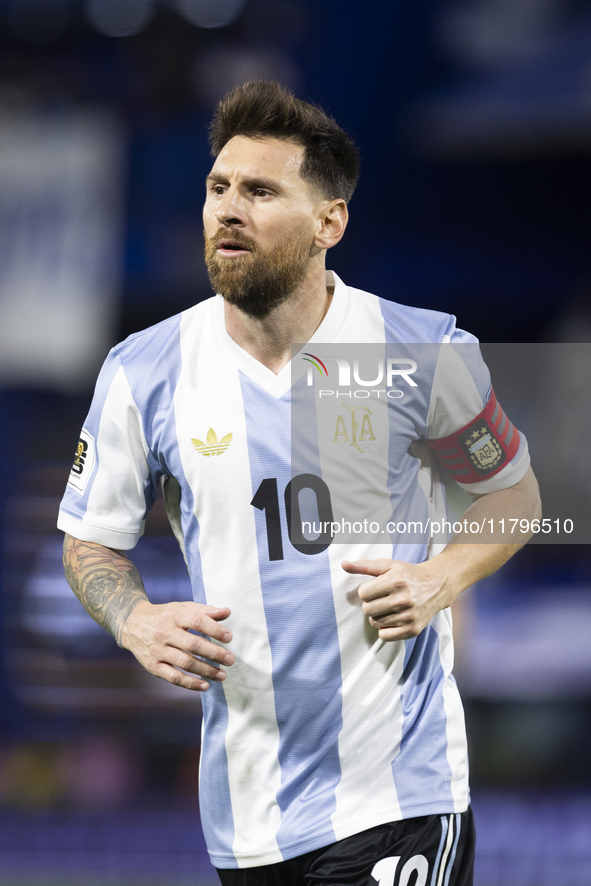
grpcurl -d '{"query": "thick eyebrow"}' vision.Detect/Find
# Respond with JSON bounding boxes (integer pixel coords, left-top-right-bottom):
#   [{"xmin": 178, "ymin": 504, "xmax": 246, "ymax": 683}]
[
  {"xmin": 205, "ymin": 172, "xmax": 228, "ymax": 187},
  {"xmin": 205, "ymin": 172, "xmax": 284, "ymax": 193}
]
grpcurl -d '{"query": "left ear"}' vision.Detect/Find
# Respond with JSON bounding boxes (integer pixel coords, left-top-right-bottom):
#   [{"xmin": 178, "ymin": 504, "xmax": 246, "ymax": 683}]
[{"xmin": 313, "ymin": 199, "xmax": 348, "ymax": 250}]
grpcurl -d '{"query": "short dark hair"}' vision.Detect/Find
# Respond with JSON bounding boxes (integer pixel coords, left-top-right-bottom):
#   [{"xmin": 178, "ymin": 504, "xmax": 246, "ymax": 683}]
[{"xmin": 208, "ymin": 80, "xmax": 360, "ymax": 203}]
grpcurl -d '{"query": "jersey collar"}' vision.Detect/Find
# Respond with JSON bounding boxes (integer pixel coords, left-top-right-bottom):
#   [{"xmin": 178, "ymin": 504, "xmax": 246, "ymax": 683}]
[{"xmin": 212, "ymin": 271, "xmax": 349, "ymax": 399}]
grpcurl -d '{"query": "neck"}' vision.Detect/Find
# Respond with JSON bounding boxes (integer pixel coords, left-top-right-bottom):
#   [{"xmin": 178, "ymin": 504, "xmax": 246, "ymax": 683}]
[{"xmin": 223, "ymin": 264, "xmax": 333, "ymax": 374}]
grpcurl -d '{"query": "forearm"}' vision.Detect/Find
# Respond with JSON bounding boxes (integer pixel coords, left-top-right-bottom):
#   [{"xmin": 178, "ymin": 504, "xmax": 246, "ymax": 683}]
[
  {"xmin": 63, "ymin": 532, "xmax": 149, "ymax": 645},
  {"xmin": 432, "ymin": 465, "xmax": 542, "ymax": 599}
]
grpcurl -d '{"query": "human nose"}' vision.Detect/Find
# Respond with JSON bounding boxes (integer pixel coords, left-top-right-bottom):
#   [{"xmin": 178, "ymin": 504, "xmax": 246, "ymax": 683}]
[{"xmin": 214, "ymin": 187, "xmax": 246, "ymax": 227}]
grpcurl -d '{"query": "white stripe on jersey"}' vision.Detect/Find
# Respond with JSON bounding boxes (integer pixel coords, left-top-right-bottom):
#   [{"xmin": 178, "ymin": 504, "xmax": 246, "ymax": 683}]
[
  {"xmin": 329, "ymin": 544, "xmax": 403, "ymax": 840},
  {"xmin": 434, "ymin": 610, "xmax": 470, "ymax": 812},
  {"xmin": 173, "ymin": 308, "xmax": 284, "ymax": 866},
  {"xmin": 317, "ymin": 297, "xmax": 407, "ymax": 837},
  {"xmin": 412, "ymin": 443, "xmax": 448, "ymax": 558}
]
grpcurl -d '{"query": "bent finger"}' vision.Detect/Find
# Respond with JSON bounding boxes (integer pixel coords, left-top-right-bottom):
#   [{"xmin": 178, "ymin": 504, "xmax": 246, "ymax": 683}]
[
  {"xmin": 363, "ymin": 597, "xmax": 410, "ymax": 618},
  {"xmin": 377, "ymin": 624, "xmax": 422, "ymax": 642},
  {"xmin": 368, "ymin": 610, "xmax": 412, "ymax": 628},
  {"xmin": 357, "ymin": 572, "xmax": 410, "ymax": 602}
]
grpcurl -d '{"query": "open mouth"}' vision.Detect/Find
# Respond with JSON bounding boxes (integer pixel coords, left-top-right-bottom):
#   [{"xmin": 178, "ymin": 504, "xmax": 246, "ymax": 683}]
[{"xmin": 216, "ymin": 239, "xmax": 252, "ymax": 256}]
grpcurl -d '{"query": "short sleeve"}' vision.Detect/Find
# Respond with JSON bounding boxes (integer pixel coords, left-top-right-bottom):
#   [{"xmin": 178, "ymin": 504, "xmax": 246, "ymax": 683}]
[
  {"xmin": 424, "ymin": 327, "xmax": 530, "ymax": 494},
  {"xmin": 57, "ymin": 349, "xmax": 159, "ymax": 549}
]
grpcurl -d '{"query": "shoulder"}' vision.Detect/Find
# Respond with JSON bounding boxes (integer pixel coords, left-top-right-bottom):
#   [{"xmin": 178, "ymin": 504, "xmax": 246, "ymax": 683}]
[
  {"xmin": 110, "ymin": 298, "xmax": 214, "ymax": 368},
  {"xmin": 343, "ymin": 281, "xmax": 468, "ymax": 344}
]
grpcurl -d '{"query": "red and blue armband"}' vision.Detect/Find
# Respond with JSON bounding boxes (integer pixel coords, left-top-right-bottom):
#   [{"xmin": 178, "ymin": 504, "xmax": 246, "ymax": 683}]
[{"xmin": 425, "ymin": 387, "xmax": 521, "ymax": 484}]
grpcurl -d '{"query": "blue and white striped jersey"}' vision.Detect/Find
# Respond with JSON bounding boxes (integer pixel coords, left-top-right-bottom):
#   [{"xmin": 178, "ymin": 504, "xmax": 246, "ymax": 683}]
[{"xmin": 58, "ymin": 273, "xmax": 529, "ymax": 869}]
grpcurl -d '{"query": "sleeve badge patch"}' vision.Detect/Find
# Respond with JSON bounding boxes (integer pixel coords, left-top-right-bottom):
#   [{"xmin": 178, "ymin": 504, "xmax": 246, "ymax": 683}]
[{"xmin": 67, "ymin": 428, "xmax": 95, "ymax": 494}]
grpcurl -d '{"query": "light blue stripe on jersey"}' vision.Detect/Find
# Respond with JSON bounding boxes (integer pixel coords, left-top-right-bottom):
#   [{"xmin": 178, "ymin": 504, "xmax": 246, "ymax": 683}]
[
  {"xmin": 120, "ymin": 314, "xmax": 236, "ymax": 862},
  {"xmin": 379, "ymin": 297, "xmax": 455, "ymax": 348},
  {"xmin": 240, "ymin": 373, "xmax": 342, "ymax": 859},
  {"xmin": 379, "ymin": 298, "xmax": 446, "ymax": 551},
  {"xmin": 116, "ymin": 314, "xmax": 205, "ymax": 582},
  {"xmin": 380, "ymin": 298, "xmax": 455, "ymax": 815},
  {"xmin": 60, "ymin": 348, "xmax": 122, "ymax": 517},
  {"xmin": 450, "ymin": 332, "xmax": 490, "ymax": 405},
  {"xmin": 391, "ymin": 625, "xmax": 454, "ymax": 815},
  {"xmin": 199, "ymin": 685, "xmax": 237, "ymax": 866}
]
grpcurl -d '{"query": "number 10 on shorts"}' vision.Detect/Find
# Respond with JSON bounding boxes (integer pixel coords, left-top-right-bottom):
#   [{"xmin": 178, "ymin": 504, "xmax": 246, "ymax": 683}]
[{"xmin": 372, "ymin": 854, "xmax": 428, "ymax": 886}]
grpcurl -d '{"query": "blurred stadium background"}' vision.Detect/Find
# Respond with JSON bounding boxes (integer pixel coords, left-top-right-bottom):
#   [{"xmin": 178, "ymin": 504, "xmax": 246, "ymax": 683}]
[{"xmin": 0, "ymin": 0, "xmax": 590, "ymax": 883}]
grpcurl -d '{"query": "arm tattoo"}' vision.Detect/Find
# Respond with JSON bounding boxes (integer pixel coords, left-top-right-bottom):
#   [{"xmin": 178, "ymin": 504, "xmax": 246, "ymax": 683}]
[{"xmin": 63, "ymin": 533, "xmax": 148, "ymax": 646}]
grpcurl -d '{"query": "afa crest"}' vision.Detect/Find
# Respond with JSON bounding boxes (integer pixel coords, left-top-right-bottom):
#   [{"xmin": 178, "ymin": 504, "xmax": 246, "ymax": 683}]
[
  {"xmin": 331, "ymin": 404, "xmax": 378, "ymax": 454},
  {"xmin": 460, "ymin": 422, "xmax": 505, "ymax": 474},
  {"xmin": 191, "ymin": 428, "xmax": 233, "ymax": 457}
]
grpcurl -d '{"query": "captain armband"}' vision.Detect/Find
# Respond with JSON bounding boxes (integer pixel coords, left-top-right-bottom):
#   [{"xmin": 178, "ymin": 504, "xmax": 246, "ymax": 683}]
[{"xmin": 425, "ymin": 387, "xmax": 521, "ymax": 484}]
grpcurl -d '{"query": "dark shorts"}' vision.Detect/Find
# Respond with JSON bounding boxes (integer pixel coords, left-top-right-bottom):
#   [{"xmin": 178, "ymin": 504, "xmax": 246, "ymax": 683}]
[{"xmin": 217, "ymin": 808, "xmax": 475, "ymax": 886}]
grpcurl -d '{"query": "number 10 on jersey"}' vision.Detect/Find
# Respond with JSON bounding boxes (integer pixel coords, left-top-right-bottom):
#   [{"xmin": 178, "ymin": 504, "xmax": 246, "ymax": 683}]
[{"xmin": 250, "ymin": 474, "xmax": 334, "ymax": 561}]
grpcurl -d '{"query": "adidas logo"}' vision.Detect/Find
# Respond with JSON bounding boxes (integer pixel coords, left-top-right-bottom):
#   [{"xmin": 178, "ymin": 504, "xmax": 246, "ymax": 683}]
[{"xmin": 191, "ymin": 428, "xmax": 233, "ymax": 457}]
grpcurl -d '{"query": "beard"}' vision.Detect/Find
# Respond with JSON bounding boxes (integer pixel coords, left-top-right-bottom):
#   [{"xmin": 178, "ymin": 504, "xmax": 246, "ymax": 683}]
[{"xmin": 204, "ymin": 228, "xmax": 312, "ymax": 319}]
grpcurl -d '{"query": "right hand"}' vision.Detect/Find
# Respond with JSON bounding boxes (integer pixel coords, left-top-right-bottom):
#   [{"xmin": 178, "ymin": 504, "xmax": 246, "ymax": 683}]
[{"xmin": 119, "ymin": 600, "xmax": 234, "ymax": 691}]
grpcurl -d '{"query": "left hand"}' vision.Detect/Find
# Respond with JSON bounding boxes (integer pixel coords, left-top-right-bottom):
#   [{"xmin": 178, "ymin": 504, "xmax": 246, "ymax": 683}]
[{"xmin": 341, "ymin": 558, "xmax": 453, "ymax": 641}]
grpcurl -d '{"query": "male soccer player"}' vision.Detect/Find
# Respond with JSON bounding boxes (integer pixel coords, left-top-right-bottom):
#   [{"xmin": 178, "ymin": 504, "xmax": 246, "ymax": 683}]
[{"xmin": 59, "ymin": 81, "xmax": 541, "ymax": 885}]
